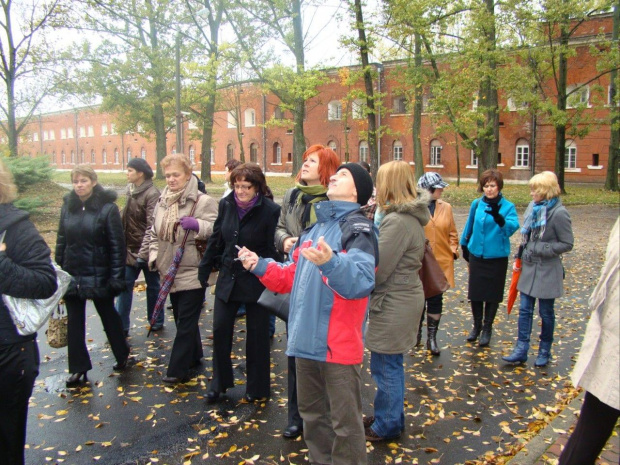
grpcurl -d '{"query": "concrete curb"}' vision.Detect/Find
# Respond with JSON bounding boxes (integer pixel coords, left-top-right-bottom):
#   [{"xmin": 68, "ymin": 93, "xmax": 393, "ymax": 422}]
[{"xmin": 508, "ymin": 392, "xmax": 584, "ymax": 464}]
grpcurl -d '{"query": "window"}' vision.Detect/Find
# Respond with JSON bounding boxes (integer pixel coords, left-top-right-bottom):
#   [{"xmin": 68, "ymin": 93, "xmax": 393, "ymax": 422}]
[
  {"xmin": 71, "ymin": 150, "xmax": 75, "ymax": 164},
  {"xmin": 273, "ymin": 143, "xmax": 281, "ymax": 164},
  {"xmin": 91, "ymin": 149, "xmax": 95, "ymax": 163},
  {"xmin": 430, "ymin": 140, "xmax": 442, "ymax": 165},
  {"xmin": 245, "ymin": 108, "xmax": 256, "ymax": 127},
  {"xmin": 33, "ymin": 132, "xmax": 38, "ymax": 142},
  {"xmin": 359, "ymin": 141, "xmax": 369, "ymax": 163},
  {"xmin": 61, "ymin": 151, "xmax": 66, "ymax": 164},
  {"xmin": 422, "ymin": 91, "xmax": 434, "ymax": 112},
  {"xmin": 328, "ymin": 141, "xmax": 337, "ymax": 152},
  {"xmin": 328, "ymin": 101, "xmax": 342, "ymax": 121},
  {"xmin": 67, "ymin": 128, "xmax": 74, "ymax": 139},
  {"xmin": 210, "ymin": 148, "xmax": 215, "ymax": 165},
  {"xmin": 609, "ymin": 86, "xmax": 619, "ymax": 107},
  {"xmin": 127, "ymin": 148, "xmax": 132, "ymax": 161},
  {"xmin": 352, "ymin": 99, "xmax": 365, "ymax": 120},
  {"xmin": 471, "ymin": 150, "xmax": 478, "ymax": 167},
  {"xmin": 498, "ymin": 152, "xmax": 502, "ymax": 164},
  {"xmin": 43, "ymin": 131, "xmax": 48, "ymax": 141},
  {"xmin": 515, "ymin": 139, "xmax": 530, "ymax": 167},
  {"xmin": 88, "ymin": 125, "xmax": 94, "ymax": 137},
  {"xmin": 226, "ymin": 144, "xmax": 234, "ymax": 160},
  {"xmin": 393, "ymin": 141, "xmax": 403, "ymax": 161},
  {"xmin": 250, "ymin": 143, "xmax": 258, "ymax": 163},
  {"xmin": 592, "ymin": 153, "xmax": 600, "ymax": 166},
  {"xmin": 60, "ymin": 128, "xmax": 66, "ymax": 139},
  {"xmin": 102, "ymin": 149, "xmax": 107, "ymax": 164},
  {"xmin": 141, "ymin": 147, "xmax": 147, "ymax": 160},
  {"xmin": 393, "ymin": 97, "xmax": 407, "ymax": 114},
  {"xmin": 171, "ymin": 145, "xmax": 176, "ymax": 154},
  {"xmin": 49, "ymin": 130, "xmax": 55, "ymax": 140},
  {"xmin": 79, "ymin": 126, "xmax": 86, "ymax": 138},
  {"xmin": 472, "ymin": 93, "xmax": 479, "ymax": 110},
  {"xmin": 274, "ymin": 107, "xmax": 284, "ymax": 120},
  {"xmin": 51, "ymin": 151, "xmax": 56, "ymax": 164},
  {"xmin": 565, "ymin": 140, "xmax": 577, "ymax": 169},
  {"xmin": 114, "ymin": 148, "xmax": 119, "ymax": 165},
  {"xmin": 189, "ymin": 146, "xmax": 195, "ymax": 163},
  {"xmin": 567, "ymin": 85, "xmax": 589, "ymax": 109},
  {"xmin": 110, "ymin": 124, "xmax": 116, "ymax": 135},
  {"xmin": 227, "ymin": 111, "xmax": 237, "ymax": 128},
  {"xmin": 101, "ymin": 124, "xmax": 108, "ymax": 136},
  {"xmin": 79, "ymin": 150, "xmax": 84, "ymax": 163},
  {"xmin": 507, "ymin": 97, "xmax": 527, "ymax": 112}
]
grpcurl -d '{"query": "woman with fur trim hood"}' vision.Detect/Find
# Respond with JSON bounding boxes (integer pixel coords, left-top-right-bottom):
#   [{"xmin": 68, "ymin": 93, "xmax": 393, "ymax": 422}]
[
  {"xmin": 56, "ymin": 165, "xmax": 129, "ymax": 387},
  {"xmin": 364, "ymin": 161, "xmax": 430, "ymax": 442}
]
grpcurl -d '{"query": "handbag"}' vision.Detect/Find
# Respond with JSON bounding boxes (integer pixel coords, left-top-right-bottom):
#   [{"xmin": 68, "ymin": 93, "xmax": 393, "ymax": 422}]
[
  {"xmin": 46, "ymin": 303, "xmax": 68, "ymax": 348},
  {"xmin": 419, "ymin": 240, "xmax": 450, "ymax": 299},
  {"xmin": 0, "ymin": 229, "xmax": 72, "ymax": 335},
  {"xmin": 257, "ymin": 289, "xmax": 290, "ymax": 322}
]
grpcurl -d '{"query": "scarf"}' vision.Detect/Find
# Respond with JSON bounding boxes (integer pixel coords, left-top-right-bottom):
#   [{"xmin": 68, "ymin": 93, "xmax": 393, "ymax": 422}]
[
  {"xmin": 482, "ymin": 192, "xmax": 502, "ymax": 205},
  {"xmin": 521, "ymin": 197, "xmax": 558, "ymax": 243},
  {"xmin": 290, "ymin": 183, "xmax": 329, "ymax": 229},
  {"xmin": 235, "ymin": 191, "xmax": 260, "ymax": 219},
  {"xmin": 159, "ymin": 184, "xmax": 187, "ymax": 243}
]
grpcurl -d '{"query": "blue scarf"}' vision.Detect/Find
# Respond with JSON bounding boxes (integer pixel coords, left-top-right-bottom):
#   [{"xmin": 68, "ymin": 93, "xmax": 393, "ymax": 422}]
[{"xmin": 521, "ymin": 197, "xmax": 558, "ymax": 241}]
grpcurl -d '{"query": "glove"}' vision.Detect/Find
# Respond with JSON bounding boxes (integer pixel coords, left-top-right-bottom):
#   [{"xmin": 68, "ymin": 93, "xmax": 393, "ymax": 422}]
[
  {"xmin": 198, "ymin": 266, "xmax": 211, "ymax": 287},
  {"xmin": 485, "ymin": 203, "xmax": 505, "ymax": 227},
  {"xmin": 179, "ymin": 216, "xmax": 200, "ymax": 232},
  {"xmin": 108, "ymin": 279, "xmax": 127, "ymax": 297},
  {"xmin": 461, "ymin": 244, "xmax": 470, "ymax": 262}
]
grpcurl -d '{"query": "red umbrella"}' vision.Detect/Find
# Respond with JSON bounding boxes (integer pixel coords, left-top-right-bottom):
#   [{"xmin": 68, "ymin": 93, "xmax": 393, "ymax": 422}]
[{"xmin": 506, "ymin": 256, "xmax": 522, "ymax": 315}]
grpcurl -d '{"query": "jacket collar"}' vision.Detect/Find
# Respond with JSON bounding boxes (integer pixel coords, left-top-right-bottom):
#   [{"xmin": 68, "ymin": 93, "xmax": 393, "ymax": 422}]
[
  {"xmin": 383, "ymin": 191, "xmax": 431, "ymax": 227},
  {"xmin": 65, "ymin": 184, "xmax": 118, "ymax": 212},
  {"xmin": 126, "ymin": 179, "xmax": 154, "ymax": 197},
  {"xmin": 314, "ymin": 200, "xmax": 360, "ymax": 223},
  {"xmin": 160, "ymin": 174, "xmax": 200, "ymax": 207}
]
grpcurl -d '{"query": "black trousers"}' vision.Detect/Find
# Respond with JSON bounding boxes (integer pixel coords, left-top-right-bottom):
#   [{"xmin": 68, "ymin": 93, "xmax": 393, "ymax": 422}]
[
  {"xmin": 167, "ymin": 287, "xmax": 205, "ymax": 378},
  {"xmin": 559, "ymin": 391, "xmax": 620, "ymax": 465},
  {"xmin": 0, "ymin": 340, "xmax": 39, "ymax": 465},
  {"xmin": 65, "ymin": 295, "xmax": 129, "ymax": 373},
  {"xmin": 210, "ymin": 297, "xmax": 271, "ymax": 398},
  {"xmin": 424, "ymin": 293, "xmax": 443, "ymax": 315}
]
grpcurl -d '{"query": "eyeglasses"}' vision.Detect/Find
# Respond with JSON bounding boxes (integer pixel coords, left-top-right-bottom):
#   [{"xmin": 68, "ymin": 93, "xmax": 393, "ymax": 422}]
[{"xmin": 233, "ymin": 184, "xmax": 254, "ymax": 191}]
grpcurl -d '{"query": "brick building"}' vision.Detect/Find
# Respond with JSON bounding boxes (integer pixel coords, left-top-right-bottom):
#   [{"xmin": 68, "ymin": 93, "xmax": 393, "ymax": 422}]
[{"xmin": 11, "ymin": 12, "xmax": 617, "ymax": 184}]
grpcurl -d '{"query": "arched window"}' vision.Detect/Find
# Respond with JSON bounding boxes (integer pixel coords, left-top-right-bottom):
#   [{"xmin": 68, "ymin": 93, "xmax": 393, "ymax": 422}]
[
  {"xmin": 515, "ymin": 138, "xmax": 530, "ymax": 167},
  {"xmin": 328, "ymin": 140, "xmax": 337, "ymax": 152},
  {"xmin": 393, "ymin": 141, "xmax": 403, "ymax": 161},
  {"xmin": 250, "ymin": 143, "xmax": 258, "ymax": 163},
  {"xmin": 141, "ymin": 147, "xmax": 146, "ymax": 159},
  {"xmin": 114, "ymin": 148, "xmax": 119, "ymax": 164},
  {"xmin": 80, "ymin": 150, "xmax": 85, "ymax": 163},
  {"xmin": 61, "ymin": 151, "xmax": 66, "ymax": 165},
  {"xmin": 127, "ymin": 147, "xmax": 132, "ymax": 161},
  {"xmin": 91, "ymin": 149, "xmax": 96, "ymax": 164},
  {"xmin": 245, "ymin": 108, "xmax": 256, "ymax": 127},
  {"xmin": 565, "ymin": 140, "xmax": 577, "ymax": 169},
  {"xmin": 273, "ymin": 143, "xmax": 281, "ymax": 164},
  {"xmin": 328, "ymin": 101, "xmax": 342, "ymax": 121},
  {"xmin": 430, "ymin": 139, "xmax": 442, "ymax": 165},
  {"xmin": 71, "ymin": 150, "xmax": 75, "ymax": 164},
  {"xmin": 359, "ymin": 141, "xmax": 369, "ymax": 162},
  {"xmin": 102, "ymin": 149, "xmax": 107, "ymax": 165},
  {"xmin": 227, "ymin": 144, "xmax": 234, "ymax": 160},
  {"xmin": 189, "ymin": 146, "xmax": 195, "ymax": 163}
]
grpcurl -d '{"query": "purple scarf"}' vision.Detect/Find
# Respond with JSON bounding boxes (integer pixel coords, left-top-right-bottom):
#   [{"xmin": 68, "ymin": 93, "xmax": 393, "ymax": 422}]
[{"xmin": 234, "ymin": 191, "xmax": 260, "ymax": 219}]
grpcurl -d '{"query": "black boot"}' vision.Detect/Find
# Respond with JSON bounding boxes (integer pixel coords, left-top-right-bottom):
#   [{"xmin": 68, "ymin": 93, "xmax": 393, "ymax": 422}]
[
  {"xmin": 467, "ymin": 302, "xmax": 483, "ymax": 342},
  {"xmin": 416, "ymin": 308, "xmax": 426, "ymax": 347},
  {"xmin": 426, "ymin": 315, "xmax": 441, "ymax": 356},
  {"xmin": 479, "ymin": 302, "xmax": 499, "ymax": 347}
]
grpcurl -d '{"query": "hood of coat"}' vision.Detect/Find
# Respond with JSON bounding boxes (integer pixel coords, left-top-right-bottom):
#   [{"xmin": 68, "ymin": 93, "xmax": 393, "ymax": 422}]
[
  {"xmin": 159, "ymin": 173, "xmax": 200, "ymax": 208},
  {"xmin": 64, "ymin": 184, "xmax": 118, "ymax": 213},
  {"xmin": 0, "ymin": 203, "xmax": 28, "ymax": 233},
  {"xmin": 383, "ymin": 190, "xmax": 431, "ymax": 227},
  {"xmin": 126, "ymin": 179, "xmax": 155, "ymax": 198}
]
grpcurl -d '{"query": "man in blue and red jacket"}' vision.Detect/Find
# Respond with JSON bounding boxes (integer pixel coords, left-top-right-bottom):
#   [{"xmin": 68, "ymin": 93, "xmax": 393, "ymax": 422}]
[{"xmin": 239, "ymin": 163, "xmax": 377, "ymax": 465}]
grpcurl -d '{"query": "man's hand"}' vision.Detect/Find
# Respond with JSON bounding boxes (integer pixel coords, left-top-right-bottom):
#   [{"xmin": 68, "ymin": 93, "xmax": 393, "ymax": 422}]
[
  {"xmin": 283, "ymin": 237, "xmax": 298, "ymax": 254},
  {"xmin": 300, "ymin": 236, "xmax": 332, "ymax": 266}
]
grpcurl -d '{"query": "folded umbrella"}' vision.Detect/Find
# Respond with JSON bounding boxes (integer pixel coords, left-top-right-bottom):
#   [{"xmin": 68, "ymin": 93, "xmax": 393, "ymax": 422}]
[{"xmin": 506, "ymin": 256, "xmax": 522, "ymax": 315}]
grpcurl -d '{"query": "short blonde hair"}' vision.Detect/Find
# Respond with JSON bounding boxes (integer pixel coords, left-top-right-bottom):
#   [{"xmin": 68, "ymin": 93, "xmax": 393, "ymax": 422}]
[
  {"xmin": 71, "ymin": 165, "xmax": 98, "ymax": 183},
  {"xmin": 0, "ymin": 159, "xmax": 17, "ymax": 204},
  {"xmin": 160, "ymin": 153, "xmax": 192, "ymax": 175},
  {"xmin": 375, "ymin": 161, "xmax": 417, "ymax": 209},
  {"xmin": 529, "ymin": 171, "xmax": 561, "ymax": 200}
]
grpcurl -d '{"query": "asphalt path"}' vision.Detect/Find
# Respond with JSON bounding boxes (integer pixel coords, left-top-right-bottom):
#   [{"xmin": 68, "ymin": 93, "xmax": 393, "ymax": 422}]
[{"xmin": 26, "ymin": 204, "xmax": 619, "ymax": 465}]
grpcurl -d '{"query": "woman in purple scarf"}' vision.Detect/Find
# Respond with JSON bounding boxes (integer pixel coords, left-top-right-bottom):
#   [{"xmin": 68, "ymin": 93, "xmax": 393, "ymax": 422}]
[{"xmin": 199, "ymin": 164, "xmax": 281, "ymax": 403}]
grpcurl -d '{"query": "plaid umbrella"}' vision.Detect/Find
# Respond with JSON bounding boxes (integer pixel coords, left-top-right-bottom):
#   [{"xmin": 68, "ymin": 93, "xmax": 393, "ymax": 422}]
[
  {"xmin": 506, "ymin": 248, "xmax": 523, "ymax": 315},
  {"xmin": 148, "ymin": 230, "xmax": 190, "ymax": 336}
]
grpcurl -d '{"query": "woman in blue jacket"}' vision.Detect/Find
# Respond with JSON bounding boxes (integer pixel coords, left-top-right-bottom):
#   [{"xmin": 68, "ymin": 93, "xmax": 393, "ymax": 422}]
[{"xmin": 460, "ymin": 169, "xmax": 519, "ymax": 346}]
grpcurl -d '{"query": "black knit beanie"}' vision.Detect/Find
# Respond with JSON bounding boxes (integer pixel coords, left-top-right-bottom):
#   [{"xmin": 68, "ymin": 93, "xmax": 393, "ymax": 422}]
[
  {"xmin": 127, "ymin": 158, "xmax": 154, "ymax": 179},
  {"xmin": 336, "ymin": 163, "xmax": 374, "ymax": 206}
]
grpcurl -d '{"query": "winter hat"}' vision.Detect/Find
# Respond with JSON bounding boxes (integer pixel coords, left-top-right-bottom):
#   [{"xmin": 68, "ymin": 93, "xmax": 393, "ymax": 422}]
[
  {"xmin": 127, "ymin": 158, "xmax": 154, "ymax": 180},
  {"xmin": 417, "ymin": 172, "xmax": 448, "ymax": 191},
  {"xmin": 337, "ymin": 163, "xmax": 374, "ymax": 206}
]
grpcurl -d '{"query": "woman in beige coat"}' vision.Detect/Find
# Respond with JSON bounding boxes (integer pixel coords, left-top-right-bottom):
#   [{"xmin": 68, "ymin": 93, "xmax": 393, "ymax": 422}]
[
  {"xmin": 365, "ymin": 161, "xmax": 430, "ymax": 442},
  {"xmin": 416, "ymin": 172, "xmax": 459, "ymax": 355},
  {"xmin": 140, "ymin": 154, "xmax": 218, "ymax": 384}
]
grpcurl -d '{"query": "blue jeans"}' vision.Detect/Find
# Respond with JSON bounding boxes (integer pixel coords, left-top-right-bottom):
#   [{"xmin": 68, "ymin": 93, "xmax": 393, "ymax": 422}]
[
  {"xmin": 116, "ymin": 263, "xmax": 162, "ymax": 331},
  {"xmin": 370, "ymin": 352, "xmax": 405, "ymax": 438},
  {"xmin": 518, "ymin": 293, "xmax": 555, "ymax": 346}
]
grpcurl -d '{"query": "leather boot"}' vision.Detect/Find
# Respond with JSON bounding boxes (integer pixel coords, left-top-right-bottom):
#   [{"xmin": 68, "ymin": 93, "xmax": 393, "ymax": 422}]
[
  {"xmin": 535, "ymin": 341, "xmax": 552, "ymax": 367},
  {"xmin": 479, "ymin": 302, "xmax": 499, "ymax": 347},
  {"xmin": 502, "ymin": 340, "xmax": 529, "ymax": 364},
  {"xmin": 467, "ymin": 302, "xmax": 483, "ymax": 342},
  {"xmin": 416, "ymin": 308, "xmax": 425, "ymax": 347},
  {"xmin": 426, "ymin": 315, "xmax": 441, "ymax": 356}
]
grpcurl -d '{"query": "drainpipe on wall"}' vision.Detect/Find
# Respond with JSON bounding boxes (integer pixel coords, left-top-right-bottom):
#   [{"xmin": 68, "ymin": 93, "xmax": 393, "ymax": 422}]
[{"xmin": 262, "ymin": 94, "xmax": 267, "ymax": 174}]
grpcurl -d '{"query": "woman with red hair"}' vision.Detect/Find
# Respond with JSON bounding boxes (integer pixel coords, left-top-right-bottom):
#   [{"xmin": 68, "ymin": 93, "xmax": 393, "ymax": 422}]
[{"xmin": 274, "ymin": 144, "xmax": 340, "ymax": 439}]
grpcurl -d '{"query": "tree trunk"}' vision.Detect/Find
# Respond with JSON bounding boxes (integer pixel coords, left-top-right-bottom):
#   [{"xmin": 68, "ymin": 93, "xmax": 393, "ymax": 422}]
[
  {"xmin": 354, "ymin": 0, "xmax": 378, "ymax": 177},
  {"xmin": 412, "ymin": 33, "xmax": 424, "ymax": 179},
  {"xmin": 200, "ymin": 86, "xmax": 216, "ymax": 182},
  {"xmin": 291, "ymin": 0, "xmax": 306, "ymax": 176},
  {"xmin": 153, "ymin": 102, "xmax": 167, "ymax": 179},
  {"xmin": 6, "ymin": 77, "xmax": 18, "ymax": 157},
  {"xmin": 605, "ymin": 2, "xmax": 619, "ymax": 191},
  {"xmin": 555, "ymin": 20, "xmax": 569, "ymax": 194}
]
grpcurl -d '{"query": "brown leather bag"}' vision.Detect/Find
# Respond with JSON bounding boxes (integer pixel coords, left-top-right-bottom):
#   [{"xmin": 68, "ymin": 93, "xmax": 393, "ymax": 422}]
[{"xmin": 419, "ymin": 240, "xmax": 450, "ymax": 299}]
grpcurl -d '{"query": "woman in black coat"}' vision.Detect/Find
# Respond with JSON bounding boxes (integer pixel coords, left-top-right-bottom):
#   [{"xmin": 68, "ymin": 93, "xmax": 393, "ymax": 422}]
[
  {"xmin": 198, "ymin": 164, "xmax": 280, "ymax": 403},
  {"xmin": 56, "ymin": 166, "xmax": 129, "ymax": 387},
  {"xmin": 0, "ymin": 161, "xmax": 57, "ymax": 465}
]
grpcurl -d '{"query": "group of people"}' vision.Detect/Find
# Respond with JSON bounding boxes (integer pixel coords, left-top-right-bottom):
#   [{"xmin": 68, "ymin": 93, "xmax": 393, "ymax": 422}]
[{"xmin": 0, "ymin": 149, "xmax": 616, "ymax": 465}]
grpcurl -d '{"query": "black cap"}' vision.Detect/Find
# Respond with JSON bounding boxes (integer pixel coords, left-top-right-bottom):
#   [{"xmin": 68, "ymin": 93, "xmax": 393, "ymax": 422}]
[
  {"xmin": 127, "ymin": 158, "xmax": 154, "ymax": 179},
  {"xmin": 337, "ymin": 163, "xmax": 374, "ymax": 206}
]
